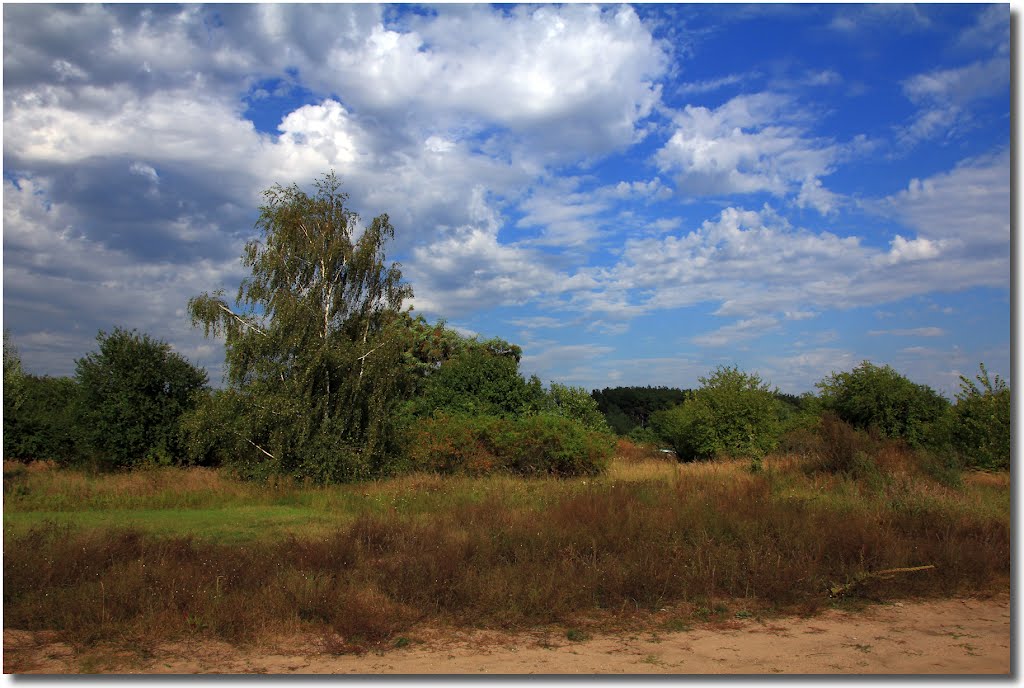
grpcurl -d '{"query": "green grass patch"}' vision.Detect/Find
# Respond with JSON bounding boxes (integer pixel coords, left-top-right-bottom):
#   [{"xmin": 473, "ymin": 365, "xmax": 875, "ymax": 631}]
[{"xmin": 4, "ymin": 505, "xmax": 350, "ymax": 544}]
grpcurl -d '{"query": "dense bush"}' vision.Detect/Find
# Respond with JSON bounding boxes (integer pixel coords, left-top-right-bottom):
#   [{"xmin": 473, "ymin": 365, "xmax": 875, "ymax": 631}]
[
  {"xmin": 626, "ymin": 424, "xmax": 663, "ymax": 446},
  {"xmin": 75, "ymin": 328, "xmax": 208, "ymax": 469},
  {"xmin": 408, "ymin": 341, "xmax": 545, "ymax": 418},
  {"xmin": 178, "ymin": 389, "xmax": 244, "ymax": 469},
  {"xmin": 654, "ymin": 366, "xmax": 785, "ymax": 461},
  {"xmin": 405, "ymin": 413, "xmax": 613, "ymax": 477},
  {"xmin": 543, "ymin": 383, "xmax": 611, "ymax": 433},
  {"xmin": 781, "ymin": 410, "xmax": 963, "ymax": 489},
  {"xmin": 817, "ymin": 361, "xmax": 949, "ymax": 448},
  {"xmin": 3, "ymin": 375, "xmax": 81, "ymax": 463},
  {"xmin": 949, "ymin": 363, "xmax": 1011, "ymax": 471}
]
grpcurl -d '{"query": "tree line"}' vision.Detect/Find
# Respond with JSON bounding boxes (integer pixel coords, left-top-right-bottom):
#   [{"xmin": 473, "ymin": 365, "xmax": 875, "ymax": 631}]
[
  {"xmin": 3, "ymin": 173, "xmax": 613, "ymax": 481},
  {"xmin": 2, "ymin": 173, "xmax": 1010, "ymax": 480},
  {"xmin": 593, "ymin": 361, "xmax": 1009, "ymax": 473}
]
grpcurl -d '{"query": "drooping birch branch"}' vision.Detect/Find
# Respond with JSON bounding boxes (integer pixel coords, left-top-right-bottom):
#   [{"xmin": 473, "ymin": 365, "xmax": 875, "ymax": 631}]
[{"xmin": 235, "ymin": 432, "xmax": 277, "ymax": 461}]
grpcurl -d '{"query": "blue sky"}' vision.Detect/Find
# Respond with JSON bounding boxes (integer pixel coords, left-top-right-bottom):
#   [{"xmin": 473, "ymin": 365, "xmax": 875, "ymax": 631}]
[{"xmin": 2, "ymin": 3, "xmax": 1012, "ymax": 397}]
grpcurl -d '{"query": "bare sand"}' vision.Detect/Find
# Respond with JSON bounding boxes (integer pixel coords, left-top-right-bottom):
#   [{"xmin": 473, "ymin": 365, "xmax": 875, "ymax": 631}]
[{"xmin": 4, "ymin": 595, "xmax": 1010, "ymax": 675}]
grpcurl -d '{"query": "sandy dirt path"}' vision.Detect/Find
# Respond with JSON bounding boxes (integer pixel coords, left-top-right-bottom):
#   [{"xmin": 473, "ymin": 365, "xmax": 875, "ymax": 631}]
[{"xmin": 4, "ymin": 595, "xmax": 1010, "ymax": 675}]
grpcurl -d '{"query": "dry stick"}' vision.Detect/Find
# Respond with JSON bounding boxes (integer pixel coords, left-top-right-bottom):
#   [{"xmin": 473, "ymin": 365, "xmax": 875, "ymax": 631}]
[{"xmin": 829, "ymin": 565, "xmax": 936, "ymax": 597}]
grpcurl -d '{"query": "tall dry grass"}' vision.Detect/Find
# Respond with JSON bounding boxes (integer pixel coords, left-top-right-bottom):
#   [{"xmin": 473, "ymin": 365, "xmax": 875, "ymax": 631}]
[{"xmin": 4, "ymin": 443, "xmax": 1009, "ymax": 651}]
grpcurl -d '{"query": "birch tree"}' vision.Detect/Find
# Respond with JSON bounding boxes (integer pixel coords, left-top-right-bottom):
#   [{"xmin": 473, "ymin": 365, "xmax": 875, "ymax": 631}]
[{"xmin": 187, "ymin": 173, "xmax": 413, "ymax": 482}]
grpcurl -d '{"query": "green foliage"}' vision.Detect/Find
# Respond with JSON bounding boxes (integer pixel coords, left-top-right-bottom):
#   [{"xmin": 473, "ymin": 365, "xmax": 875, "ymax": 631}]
[
  {"xmin": 408, "ymin": 338, "xmax": 542, "ymax": 418},
  {"xmin": 948, "ymin": 363, "xmax": 1010, "ymax": 471},
  {"xmin": 655, "ymin": 366, "xmax": 784, "ymax": 461},
  {"xmin": 74, "ymin": 328, "xmax": 208, "ymax": 469},
  {"xmin": 178, "ymin": 389, "xmax": 240, "ymax": 468},
  {"xmin": 590, "ymin": 386, "xmax": 690, "ymax": 435},
  {"xmin": 187, "ymin": 173, "xmax": 413, "ymax": 482},
  {"xmin": 4, "ymin": 375, "xmax": 81, "ymax": 463},
  {"xmin": 4, "ymin": 331, "xmax": 27, "ymax": 425},
  {"xmin": 5, "ymin": 331, "xmax": 82, "ymax": 465},
  {"xmin": 405, "ymin": 413, "xmax": 613, "ymax": 477},
  {"xmin": 400, "ymin": 316, "xmax": 468, "ymax": 378},
  {"xmin": 816, "ymin": 361, "xmax": 949, "ymax": 448},
  {"xmin": 776, "ymin": 391, "xmax": 824, "ymax": 440},
  {"xmin": 625, "ymin": 424, "xmax": 661, "ymax": 446},
  {"xmin": 603, "ymin": 405, "xmax": 634, "ymax": 435},
  {"xmin": 543, "ymin": 383, "xmax": 610, "ymax": 432},
  {"xmin": 496, "ymin": 414, "xmax": 614, "ymax": 476}
]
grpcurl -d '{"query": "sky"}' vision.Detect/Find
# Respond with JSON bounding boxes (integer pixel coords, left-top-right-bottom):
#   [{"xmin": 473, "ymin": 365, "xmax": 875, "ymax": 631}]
[{"xmin": 2, "ymin": 3, "xmax": 1013, "ymax": 397}]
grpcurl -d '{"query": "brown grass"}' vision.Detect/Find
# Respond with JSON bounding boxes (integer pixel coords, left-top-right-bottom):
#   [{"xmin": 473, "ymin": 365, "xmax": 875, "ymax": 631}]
[
  {"xmin": 5, "ymin": 452, "xmax": 1009, "ymax": 654},
  {"xmin": 4, "ymin": 460, "xmax": 257, "ymax": 510},
  {"xmin": 613, "ymin": 438, "xmax": 668, "ymax": 463}
]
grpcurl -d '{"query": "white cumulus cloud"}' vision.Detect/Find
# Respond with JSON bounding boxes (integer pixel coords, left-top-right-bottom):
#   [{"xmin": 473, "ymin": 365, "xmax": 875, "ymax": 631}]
[{"xmin": 655, "ymin": 92, "xmax": 841, "ymax": 211}]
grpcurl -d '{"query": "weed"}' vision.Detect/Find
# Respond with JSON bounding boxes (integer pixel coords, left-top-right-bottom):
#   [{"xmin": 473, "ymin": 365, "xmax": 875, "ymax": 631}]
[
  {"xmin": 662, "ymin": 619, "xmax": 692, "ymax": 633},
  {"xmin": 958, "ymin": 643, "xmax": 980, "ymax": 656}
]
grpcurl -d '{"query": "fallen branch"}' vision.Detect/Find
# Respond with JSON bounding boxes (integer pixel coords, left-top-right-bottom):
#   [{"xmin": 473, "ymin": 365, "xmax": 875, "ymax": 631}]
[{"xmin": 829, "ymin": 565, "xmax": 936, "ymax": 597}]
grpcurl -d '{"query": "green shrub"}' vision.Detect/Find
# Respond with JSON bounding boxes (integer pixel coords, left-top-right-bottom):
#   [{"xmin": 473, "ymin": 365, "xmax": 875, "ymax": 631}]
[
  {"xmin": 656, "ymin": 366, "xmax": 784, "ymax": 461},
  {"xmin": 405, "ymin": 413, "xmax": 498, "ymax": 475},
  {"xmin": 817, "ymin": 361, "xmax": 949, "ymax": 448},
  {"xmin": 543, "ymin": 383, "xmax": 610, "ymax": 433},
  {"xmin": 178, "ymin": 389, "xmax": 238, "ymax": 468},
  {"xmin": 496, "ymin": 413, "xmax": 614, "ymax": 476},
  {"xmin": 3, "ymin": 375, "xmax": 81, "ymax": 463},
  {"xmin": 949, "ymin": 363, "xmax": 1010, "ymax": 471},
  {"xmin": 626, "ymin": 425, "xmax": 661, "ymax": 446},
  {"xmin": 74, "ymin": 328, "xmax": 208, "ymax": 469},
  {"xmin": 405, "ymin": 413, "xmax": 613, "ymax": 477},
  {"xmin": 408, "ymin": 341, "xmax": 544, "ymax": 418}
]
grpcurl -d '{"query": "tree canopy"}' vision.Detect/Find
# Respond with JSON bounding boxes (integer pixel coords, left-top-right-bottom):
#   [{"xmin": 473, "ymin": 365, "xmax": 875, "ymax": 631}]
[
  {"xmin": 187, "ymin": 172, "xmax": 414, "ymax": 481},
  {"xmin": 406, "ymin": 336, "xmax": 542, "ymax": 419},
  {"xmin": 3, "ymin": 332, "xmax": 26, "ymax": 436},
  {"xmin": 653, "ymin": 366, "xmax": 784, "ymax": 461},
  {"xmin": 75, "ymin": 328, "xmax": 208, "ymax": 468},
  {"xmin": 948, "ymin": 363, "xmax": 1010, "ymax": 470},
  {"xmin": 817, "ymin": 361, "xmax": 949, "ymax": 447}
]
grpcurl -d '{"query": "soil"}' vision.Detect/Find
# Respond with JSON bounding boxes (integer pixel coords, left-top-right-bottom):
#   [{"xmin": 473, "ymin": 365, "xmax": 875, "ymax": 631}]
[{"xmin": 4, "ymin": 595, "xmax": 1010, "ymax": 675}]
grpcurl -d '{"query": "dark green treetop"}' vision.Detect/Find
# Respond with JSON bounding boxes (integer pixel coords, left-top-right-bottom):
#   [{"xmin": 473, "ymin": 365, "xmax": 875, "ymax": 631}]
[{"xmin": 75, "ymin": 328, "xmax": 208, "ymax": 468}]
